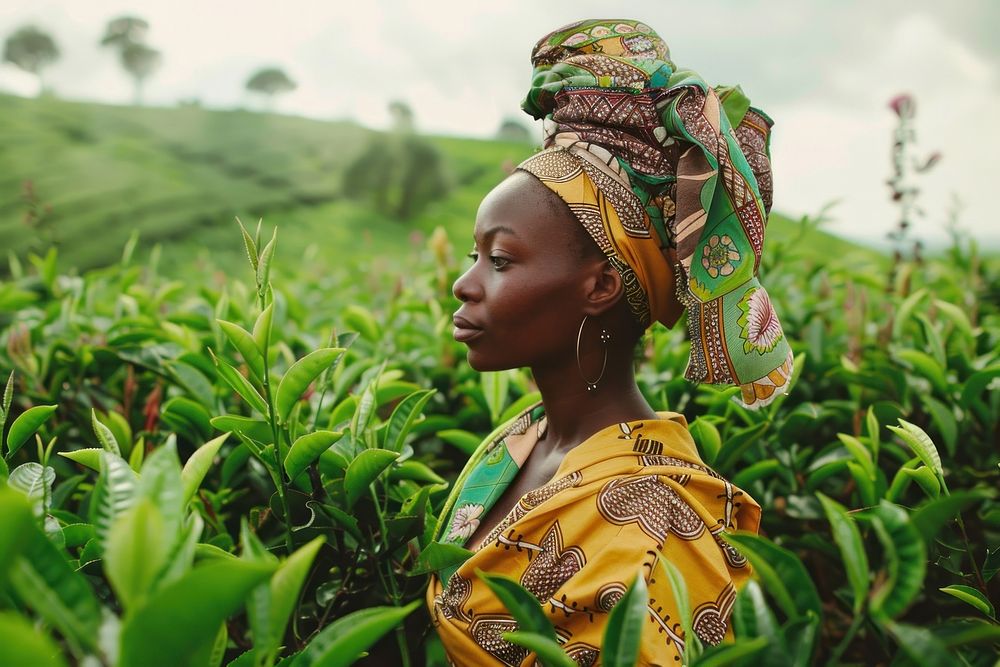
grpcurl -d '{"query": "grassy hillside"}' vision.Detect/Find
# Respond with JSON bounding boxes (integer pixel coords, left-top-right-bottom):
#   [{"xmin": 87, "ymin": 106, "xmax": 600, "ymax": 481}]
[{"xmin": 0, "ymin": 93, "xmax": 882, "ymax": 276}]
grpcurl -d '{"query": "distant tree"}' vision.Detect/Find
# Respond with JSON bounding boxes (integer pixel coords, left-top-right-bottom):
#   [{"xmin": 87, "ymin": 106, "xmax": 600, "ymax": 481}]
[
  {"xmin": 3, "ymin": 26, "xmax": 60, "ymax": 94},
  {"xmin": 100, "ymin": 15, "xmax": 160, "ymax": 105},
  {"xmin": 245, "ymin": 67, "xmax": 296, "ymax": 109},
  {"xmin": 496, "ymin": 117, "xmax": 532, "ymax": 144},
  {"xmin": 100, "ymin": 16, "xmax": 149, "ymax": 49},
  {"xmin": 121, "ymin": 42, "xmax": 160, "ymax": 105},
  {"xmin": 388, "ymin": 100, "xmax": 414, "ymax": 133}
]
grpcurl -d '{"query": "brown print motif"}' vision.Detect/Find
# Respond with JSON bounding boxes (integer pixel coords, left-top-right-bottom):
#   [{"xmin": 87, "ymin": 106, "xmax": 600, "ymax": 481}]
[
  {"xmin": 468, "ymin": 615, "xmax": 527, "ymax": 667},
  {"xmin": 595, "ymin": 582, "xmax": 628, "ymax": 612},
  {"xmin": 597, "ymin": 475, "xmax": 707, "ymax": 542},
  {"xmin": 565, "ymin": 642, "xmax": 600, "ymax": 666},
  {"xmin": 692, "ymin": 581, "xmax": 737, "ymax": 646},
  {"xmin": 480, "ymin": 471, "xmax": 584, "ymax": 548},
  {"xmin": 520, "ymin": 521, "xmax": 587, "ymax": 602},
  {"xmin": 434, "ymin": 572, "xmax": 472, "ymax": 623}
]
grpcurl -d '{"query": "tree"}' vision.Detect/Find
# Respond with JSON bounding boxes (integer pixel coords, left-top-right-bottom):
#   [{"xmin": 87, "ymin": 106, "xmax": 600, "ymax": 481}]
[
  {"xmin": 245, "ymin": 67, "xmax": 296, "ymax": 108},
  {"xmin": 121, "ymin": 42, "xmax": 160, "ymax": 105},
  {"xmin": 100, "ymin": 15, "xmax": 159, "ymax": 105},
  {"xmin": 496, "ymin": 118, "xmax": 532, "ymax": 143},
  {"xmin": 3, "ymin": 25, "xmax": 59, "ymax": 94},
  {"xmin": 100, "ymin": 16, "xmax": 149, "ymax": 48}
]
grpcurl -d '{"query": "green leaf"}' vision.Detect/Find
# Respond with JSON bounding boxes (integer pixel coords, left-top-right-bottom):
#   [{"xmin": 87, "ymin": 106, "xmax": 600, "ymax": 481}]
[
  {"xmin": 689, "ymin": 417, "xmax": 722, "ymax": 466},
  {"xmin": 254, "ymin": 537, "xmax": 326, "ymax": 664},
  {"xmin": 105, "ymin": 498, "xmax": 168, "ymax": 610},
  {"xmin": 290, "ymin": 604, "xmax": 420, "ymax": 667},
  {"xmin": 436, "ymin": 429, "xmax": 480, "ymax": 456},
  {"xmin": 285, "ymin": 430, "xmax": 344, "ymax": 482},
  {"xmin": 881, "ymin": 619, "xmax": 955, "ymax": 666},
  {"xmin": 237, "ymin": 217, "xmax": 259, "ymax": 271},
  {"xmin": 181, "ymin": 433, "xmax": 230, "ymax": 505},
  {"xmin": 501, "ymin": 632, "xmax": 576, "ymax": 667},
  {"xmin": 910, "ymin": 488, "xmax": 995, "ymax": 544},
  {"xmin": 5, "ymin": 404, "xmax": 57, "ymax": 458},
  {"xmin": 891, "ymin": 288, "xmax": 927, "ymax": 340},
  {"xmin": 921, "ymin": 395, "xmax": 957, "ymax": 458},
  {"xmin": 816, "ymin": 492, "xmax": 869, "ymax": 614},
  {"xmin": 92, "ymin": 408, "xmax": 121, "ymax": 456},
  {"xmin": 211, "ymin": 415, "xmax": 273, "ymax": 443},
  {"xmin": 0, "ymin": 488, "xmax": 36, "ymax": 581},
  {"xmin": 837, "ymin": 433, "xmax": 874, "ymax": 478},
  {"xmin": 275, "ymin": 348, "xmax": 345, "ymax": 423},
  {"xmin": 713, "ymin": 422, "xmax": 770, "ymax": 473},
  {"xmin": 731, "ymin": 579, "xmax": 784, "ymax": 659},
  {"xmin": 388, "ymin": 460, "xmax": 446, "ymax": 485},
  {"xmin": 657, "ymin": 554, "xmax": 701, "ymax": 662},
  {"xmin": 0, "ymin": 370, "xmax": 13, "ymax": 435},
  {"xmin": 888, "ymin": 419, "xmax": 944, "ymax": 485},
  {"xmin": 722, "ymin": 532, "xmax": 822, "ymax": 621},
  {"xmin": 731, "ymin": 459, "xmax": 781, "ymax": 488},
  {"xmin": 161, "ymin": 397, "xmax": 214, "ymax": 442},
  {"xmin": 135, "ymin": 438, "xmax": 184, "ymax": 545},
  {"xmin": 477, "ymin": 570, "xmax": 555, "ymax": 640},
  {"xmin": 939, "ymin": 585, "xmax": 995, "ymax": 619},
  {"xmin": 256, "ymin": 228, "xmax": 277, "ymax": 294},
  {"xmin": 865, "ymin": 405, "xmax": 880, "ymax": 460},
  {"xmin": 91, "ymin": 451, "xmax": 138, "ymax": 554},
  {"xmin": 120, "ymin": 560, "xmax": 276, "ymax": 667},
  {"xmin": 9, "ymin": 520, "xmax": 102, "ymax": 654},
  {"xmin": 481, "ymin": 371, "xmax": 509, "ymax": 425},
  {"xmin": 218, "ymin": 319, "xmax": 266, "ymax": 383},
  {"xmin": 343, "ymin": 448, "xmax": 398, "ymax": 508},
  {"xmin": 341, "ymin": 304, "xmax": 380, "ymax": 343},
  {"xmin": 602, "ymin": 571, "xmax": 648, "ymax": 667},
  {"xmin": 58, "ymin": 448, "xmax": 104, "ymax": 472},
  {"xmin": 901, "ymin": 466, "xmax": 940, "ymax": 499},
  {"xmin": 252, "ymin": 302, "xmax": 274, "ymax": 355},
  {"xmin": 210, "ymin": 349, "xmax": 269, "ymax": 416},
  {"xmin": 410, "ymin": 541, "xmax": 474, "ymax": 576},
  {"xmin": 894, "ymin": 348, "xmax": 949, "ymax": 394},
  {"xmin": 693, "ymin": 637, "xmax": 768, "ymax": 667},
  {"xmin": 864, "ymin": 500, "xmax": 925, "ymax": 620},
  {"xmin": 0, "ymin": 611, "xmax": 69, "ymax": 667},
  {"xmin": 8, "ymin": 462, "xmax": 56, "ymax": 517},
  {"xmin": 383, "ymin": 389, "xmax": 436, "ymax": 453}
]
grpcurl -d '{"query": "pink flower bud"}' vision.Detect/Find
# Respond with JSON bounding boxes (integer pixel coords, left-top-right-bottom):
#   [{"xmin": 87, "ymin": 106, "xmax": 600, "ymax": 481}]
[{"xmin": 889, "ymin": 94, "xmax": 915, "ymax": 118}]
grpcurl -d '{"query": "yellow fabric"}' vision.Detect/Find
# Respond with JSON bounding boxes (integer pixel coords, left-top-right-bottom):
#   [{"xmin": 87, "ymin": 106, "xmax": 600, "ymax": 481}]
[{"xmin": 427, "ymin": 410, "xmax": 761, "ymax": 666}]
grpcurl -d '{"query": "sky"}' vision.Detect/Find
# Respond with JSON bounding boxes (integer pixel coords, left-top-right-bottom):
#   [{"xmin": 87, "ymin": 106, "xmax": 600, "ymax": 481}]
[{"xmin": 2, "ymin": 0, "xmax": 998, "ymax": 249}]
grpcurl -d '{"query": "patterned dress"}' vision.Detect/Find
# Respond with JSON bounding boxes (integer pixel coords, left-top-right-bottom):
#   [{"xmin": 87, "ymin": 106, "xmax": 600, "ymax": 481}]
[{"xmin": 426, "ymin": 406, "xmax": 760, "ymax": 666}]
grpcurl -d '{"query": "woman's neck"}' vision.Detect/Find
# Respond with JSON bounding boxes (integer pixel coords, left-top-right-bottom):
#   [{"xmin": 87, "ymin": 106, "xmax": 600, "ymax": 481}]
[{"xmin": 531, "ymin": 357, "xmax": 657, "ymax": 455}]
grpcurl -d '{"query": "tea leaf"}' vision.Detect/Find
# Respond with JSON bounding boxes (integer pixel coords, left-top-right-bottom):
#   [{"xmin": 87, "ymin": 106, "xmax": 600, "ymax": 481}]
[
  {"xmin": 888, "ymin": 419, "xmax": 944, "ymax": 484},
  {"xmin": 865, "ymin": 500, "xmax": 925, "ymax": 619},
  {"xmin": 816, "ymin": 492, "xmax": 869, "ymax": 614},
  {"xmin": 602, "ymin": 570, "xmax": 648, "ymax": 667},
  {"xmin": 91, "ymin": 408, "xmax": 121, "ymax": 456},
  {"xmin": 939, "ymin": 585, "xmax": 994, "ymax": 619},
  {"xmin": 0, "ymin": 611, "xmax": 68, "ymax": 667},
  {"xmin": 119, "ymin": 560, "xmax": 276, "ymax": 667},
  {"xmin": 60, "ymin": 448, "xmax": 106, "ymax": 473},
  {"xmin": 218, "ymin": 320, "xmax": 266, "ymax": 383},
  {"xmin": 501, "ymin": 632, "xmax": 575, "ymax": 667},
  {"xmin": 105, "ymin": 498, "xmax": 168, "ymax": 610},
  {"xmin": 275, "ymin": 348, "xmax": 345, "ymax": 423},
  {"xmin": 290, "ymin": 601, "xmax": 419, "ymax": 667},
  {"xmin": 343, "ymin": 448, "xmax": 398, "ymax": 508},
  {"xmin": 383, "ymin": 389, "xmax": 435, "ymax": 453},
  {"xmin": 689, "ymin": 417, "xmax": 722, "ymax": 466},
  {"xmin": 181, "ymin": 432, "xmax": 230, "ymax": 505},
  {"xmin": 477, "ymin": 570, "xmax": 556, "ymax": 641},
  {"xmin": 285, "ymin": 430, "xmax": 344, "ymax": 482},
  {"xmin": 722, "ymin": 531, "xmax": 822, "ymax": 621},
  {"xmin": 5, "ymin": 404, "xmax": 57, "ymax": 458},
  {"xmin": 210, "ymin": 349, "xmax": 269, "ymax": 416}
]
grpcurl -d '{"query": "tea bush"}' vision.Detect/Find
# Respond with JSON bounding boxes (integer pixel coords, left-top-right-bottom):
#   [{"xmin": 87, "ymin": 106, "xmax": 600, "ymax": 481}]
[{"xmin": 0, "ymin": 215, "xmax": 997, "ymax": 665}]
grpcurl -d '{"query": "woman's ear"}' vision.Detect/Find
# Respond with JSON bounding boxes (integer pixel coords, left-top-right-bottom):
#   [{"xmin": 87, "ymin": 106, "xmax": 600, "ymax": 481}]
[{"xmin": 583, "ymin": 260, "xmax": 624, "ymax": 316}]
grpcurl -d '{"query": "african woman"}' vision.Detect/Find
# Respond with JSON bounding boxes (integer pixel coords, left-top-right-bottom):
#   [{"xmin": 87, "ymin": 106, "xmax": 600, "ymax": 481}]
[{"xmin": 426, "ymin": 19, "xmax": 794, "ymax": 666}]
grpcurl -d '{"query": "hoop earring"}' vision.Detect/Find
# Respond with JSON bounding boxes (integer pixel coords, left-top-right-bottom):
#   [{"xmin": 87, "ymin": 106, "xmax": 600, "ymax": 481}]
[{"xmin": 576, "ymin": 315, "xmax": 610, "ymax": 391}]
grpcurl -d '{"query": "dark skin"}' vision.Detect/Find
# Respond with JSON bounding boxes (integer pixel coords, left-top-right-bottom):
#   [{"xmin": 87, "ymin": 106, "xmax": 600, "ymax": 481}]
[{"xmin": 452, "ymin": 170, "xmax": 658, "ymax": 548}]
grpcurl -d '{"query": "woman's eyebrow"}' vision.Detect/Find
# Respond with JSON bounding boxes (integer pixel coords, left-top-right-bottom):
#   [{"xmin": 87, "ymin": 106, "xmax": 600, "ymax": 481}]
[{"xmin": 475, "ymin": 225, "xmax": 518, "ymax": 243}]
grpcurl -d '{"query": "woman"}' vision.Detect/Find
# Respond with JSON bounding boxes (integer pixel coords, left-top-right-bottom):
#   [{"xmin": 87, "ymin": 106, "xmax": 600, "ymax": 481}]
[{"xmin": 426, "ymin": 19, "xmax": 793, "ymax": 666}]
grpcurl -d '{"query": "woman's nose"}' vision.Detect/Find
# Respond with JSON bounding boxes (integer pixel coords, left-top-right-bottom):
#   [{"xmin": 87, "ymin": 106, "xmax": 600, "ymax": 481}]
[{"xmin": 452, "ymin": 264, "xmax": 482, "ymax": 303}]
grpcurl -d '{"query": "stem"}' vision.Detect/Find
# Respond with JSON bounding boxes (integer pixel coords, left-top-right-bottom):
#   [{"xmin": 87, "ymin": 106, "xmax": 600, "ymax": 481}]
[
  {"xmin": 955, "ymin": 512, "xmax": 989, "ymax": 594},
  {"xmin": 260, "ymin": 312, "xmax": 295, "ymax": 554},
  {"xmin": 825, "ymin": 613, "xmax": 864, "ymax": 667},
  {"xmin": 370, "ymin": 486, "xmax": 412, "ymax": 667}
]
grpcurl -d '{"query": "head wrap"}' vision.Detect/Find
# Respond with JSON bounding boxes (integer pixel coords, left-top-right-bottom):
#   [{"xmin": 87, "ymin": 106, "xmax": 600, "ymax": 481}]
[{"xmin": 517, "ymin": 18, "xmax": 794, "ymax": 409}]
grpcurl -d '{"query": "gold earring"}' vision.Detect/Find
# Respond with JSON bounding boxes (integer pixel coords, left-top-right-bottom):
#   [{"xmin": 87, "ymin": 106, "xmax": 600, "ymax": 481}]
[{"xmin": 576, "ymin": 315, "xmax": 610, "ymax": 391}]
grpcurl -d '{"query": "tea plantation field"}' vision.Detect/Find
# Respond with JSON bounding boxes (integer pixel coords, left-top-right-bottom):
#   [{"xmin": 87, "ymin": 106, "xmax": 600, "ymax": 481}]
[{"xmin": 0, "ymin": 94, "xmax": 997, "ymax": 666}]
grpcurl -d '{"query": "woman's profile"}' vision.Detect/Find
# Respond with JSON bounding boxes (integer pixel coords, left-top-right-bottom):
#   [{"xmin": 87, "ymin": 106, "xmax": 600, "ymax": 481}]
[{"xmin": 426, "ymin": 18, "xmax": 794, "ymax": 665}]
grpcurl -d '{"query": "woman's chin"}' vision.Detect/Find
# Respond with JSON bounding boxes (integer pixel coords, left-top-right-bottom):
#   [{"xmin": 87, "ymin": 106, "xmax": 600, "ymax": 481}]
[{"xmin": 465, "ymin": 350, "xmax": 513, "ymax": 373}]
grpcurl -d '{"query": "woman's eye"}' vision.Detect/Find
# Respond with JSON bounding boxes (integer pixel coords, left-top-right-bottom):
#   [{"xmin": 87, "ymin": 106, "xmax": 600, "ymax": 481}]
[{"xmin": 489, "ymin": 256, "xmax": 509, "ymax": 269}]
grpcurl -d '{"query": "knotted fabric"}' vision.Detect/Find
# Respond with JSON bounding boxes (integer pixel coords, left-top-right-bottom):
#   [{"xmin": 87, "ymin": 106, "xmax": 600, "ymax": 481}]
[{"xmin": 517, "ymin": 19, "xmax": 794, "ymax": 408}]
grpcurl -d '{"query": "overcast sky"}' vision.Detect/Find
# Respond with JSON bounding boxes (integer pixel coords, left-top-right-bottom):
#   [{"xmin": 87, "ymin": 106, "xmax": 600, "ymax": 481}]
[{"xmin": 2, "ymin": 0, "xmax": 998, "ymax": 248}]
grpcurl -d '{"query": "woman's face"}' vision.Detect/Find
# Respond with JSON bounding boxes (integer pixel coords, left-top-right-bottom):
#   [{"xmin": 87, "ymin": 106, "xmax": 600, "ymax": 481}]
[{"xmin": 452, "ymin": 171, "xmax": 599, "ymax": 373}]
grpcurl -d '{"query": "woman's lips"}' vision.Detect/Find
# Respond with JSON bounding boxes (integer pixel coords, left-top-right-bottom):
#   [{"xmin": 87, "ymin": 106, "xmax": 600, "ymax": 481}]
[{"xmin": 453, "ymin": 314, "xmax": 484, "ymax": 343}]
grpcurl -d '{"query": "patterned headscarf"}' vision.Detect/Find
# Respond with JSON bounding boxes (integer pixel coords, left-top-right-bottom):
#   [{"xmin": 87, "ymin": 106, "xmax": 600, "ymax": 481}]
[{"xmin": 517, "ymin": 18, "xmax": 794, "ymax": 409}]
